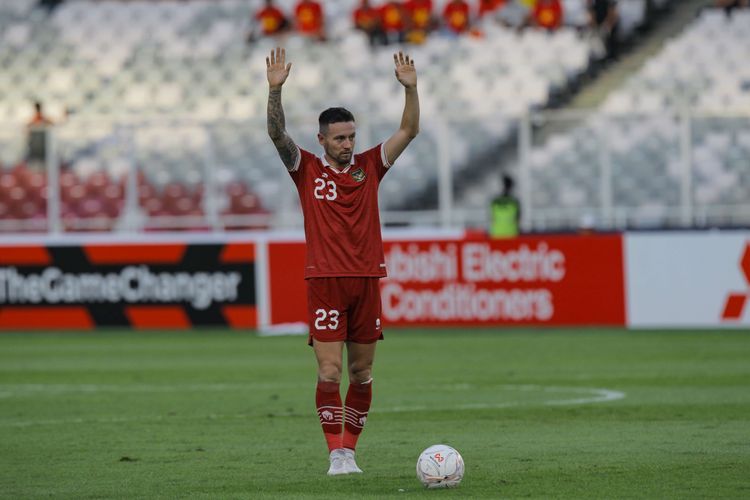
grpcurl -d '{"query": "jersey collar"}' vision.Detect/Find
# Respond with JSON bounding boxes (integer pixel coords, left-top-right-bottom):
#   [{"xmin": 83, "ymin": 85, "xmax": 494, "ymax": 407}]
[{"xmin": 321, "ymin": 153, "xmax": 354, "ymax": 174}]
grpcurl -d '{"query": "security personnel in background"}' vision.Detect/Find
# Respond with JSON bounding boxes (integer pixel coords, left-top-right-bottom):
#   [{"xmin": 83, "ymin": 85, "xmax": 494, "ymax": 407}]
[{"xmin": 490, "ymin": 174, "xmax": 520, "ymax": 238}]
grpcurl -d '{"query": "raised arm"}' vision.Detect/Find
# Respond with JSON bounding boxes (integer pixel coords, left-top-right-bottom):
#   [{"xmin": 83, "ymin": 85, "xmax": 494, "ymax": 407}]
[
  {"xmin": 266, "ymin": 47, "xmax": 299, "ymax": 171},
  {"xmin": 384, "ymin": 51, "xmax": 420, "ymax": 166}
]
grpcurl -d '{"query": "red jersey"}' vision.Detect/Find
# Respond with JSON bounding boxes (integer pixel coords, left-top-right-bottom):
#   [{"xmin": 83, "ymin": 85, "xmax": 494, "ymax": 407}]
[
  {"xmin": 406, "ymin": 0, "xmax": 433, "ymax": 30},
  {"xmin": 289, "ymin": 144, "xmax": 391, "ymax": 278},
  {"xmin": 443, "ymin": 1, "xmax": 470, "ymax": 34},
  {"xmin": 295, "ymin": 0, "xmax": 324, "ymax": 35},
  {"xmin": 533, "ymin": 0, "xmax": 563, "ymax": 30},
  {"xmin": 380, "ymin": 1, "xmax": 405, "ymax": 33},
  {"xmin": 478, "ymin": 0, "xmax": 505, "ymax": 17},
  {"xmin": 255, "ymin": 6, "xmax": 286, "ymax": 35},
  {"xmin": 353, "ymin": 4, "xmax": 380, "ymax": 31}
]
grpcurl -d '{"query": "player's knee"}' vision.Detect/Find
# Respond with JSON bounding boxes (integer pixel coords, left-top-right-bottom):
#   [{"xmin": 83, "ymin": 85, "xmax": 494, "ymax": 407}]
[
  {"xmin": 317, "ymin": 360, "xmax": 342, "ymax": 383},
  {"xmin": 348, "ymin": 363, "xmax": 372, "ymax": 384}
]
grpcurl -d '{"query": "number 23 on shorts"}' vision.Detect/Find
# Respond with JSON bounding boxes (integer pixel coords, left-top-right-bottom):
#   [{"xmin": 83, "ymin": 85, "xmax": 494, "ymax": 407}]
[{"xmin": 314, "ymin": 309, "xmax": 340, "ymax": 330}]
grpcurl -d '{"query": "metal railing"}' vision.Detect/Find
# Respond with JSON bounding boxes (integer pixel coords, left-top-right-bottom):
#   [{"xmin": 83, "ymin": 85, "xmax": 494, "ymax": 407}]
[{"xmin": 1, "ymin": 108, "xmax": 748, "ymax": 234}]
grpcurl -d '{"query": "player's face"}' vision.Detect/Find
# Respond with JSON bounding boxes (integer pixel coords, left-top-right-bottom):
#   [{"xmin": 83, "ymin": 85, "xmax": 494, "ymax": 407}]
[{"xmin": 318, "ymin": 121, "xmax": 356, "ymax": 168}]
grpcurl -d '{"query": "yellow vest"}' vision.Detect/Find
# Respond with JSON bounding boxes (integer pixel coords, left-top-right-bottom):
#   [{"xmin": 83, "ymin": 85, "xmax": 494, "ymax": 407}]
[{"xmin": 490, "ymin": 196, "xmax": 519, "ymax": 238}]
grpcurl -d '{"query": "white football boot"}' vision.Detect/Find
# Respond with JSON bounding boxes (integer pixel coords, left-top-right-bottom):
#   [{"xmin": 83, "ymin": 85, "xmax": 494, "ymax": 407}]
[
  {"xmin": 327, "ymin": 449, "xmax": 348, "ymax": 476},
  {"xmin": 342, "ymin": 448, "xmax": 363, "ymax": 474}
]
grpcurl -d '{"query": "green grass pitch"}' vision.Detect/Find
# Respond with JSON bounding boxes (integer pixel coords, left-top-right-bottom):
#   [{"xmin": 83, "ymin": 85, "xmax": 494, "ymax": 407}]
[{"xmin": 0, "ymin": 328, "xmax": 748, "ymax": 499}]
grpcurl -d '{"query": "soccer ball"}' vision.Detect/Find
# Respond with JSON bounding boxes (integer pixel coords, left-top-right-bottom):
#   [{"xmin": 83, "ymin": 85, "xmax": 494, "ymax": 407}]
[{"xmin": 416, "ymin": 444, "xmax": 464, "ymax": 489}]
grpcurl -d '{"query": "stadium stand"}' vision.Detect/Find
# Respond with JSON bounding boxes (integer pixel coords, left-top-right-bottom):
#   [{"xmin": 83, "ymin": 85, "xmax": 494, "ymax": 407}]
[
  {"xmin": 496, "ymin": 7, "xmax": 750, "ymax": 230},
  {"xmin": 0, "ymin": 0, "xmax": 717, "ymax": 233},
  {"xmin": 0, "ymin": 0, "xmax": 600, "ymax": 231}
]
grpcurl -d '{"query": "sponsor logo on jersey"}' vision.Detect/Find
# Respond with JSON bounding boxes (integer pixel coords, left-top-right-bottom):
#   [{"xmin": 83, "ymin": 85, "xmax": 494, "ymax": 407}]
[{"xmin": 351, "ymin": 168, "xmax": 366, "ymax": 182}]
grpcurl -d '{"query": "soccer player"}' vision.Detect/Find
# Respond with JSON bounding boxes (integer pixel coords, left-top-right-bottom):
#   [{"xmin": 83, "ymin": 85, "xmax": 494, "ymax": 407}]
[{"xmin": 265, "ymin": 47, "xmax": 419, "ymax": 475}]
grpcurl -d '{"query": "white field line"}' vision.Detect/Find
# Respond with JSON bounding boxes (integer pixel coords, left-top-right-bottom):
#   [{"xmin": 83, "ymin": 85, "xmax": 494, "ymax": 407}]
[{"xmin": 0, "ymin": 384, "xmax": 625, "ymax": 428}]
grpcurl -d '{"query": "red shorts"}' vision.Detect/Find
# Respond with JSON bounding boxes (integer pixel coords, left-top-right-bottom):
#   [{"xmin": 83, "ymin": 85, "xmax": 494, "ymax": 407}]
[{"xmin": 307, "ymin": 277, "xmax": 384, "ymax": 345}]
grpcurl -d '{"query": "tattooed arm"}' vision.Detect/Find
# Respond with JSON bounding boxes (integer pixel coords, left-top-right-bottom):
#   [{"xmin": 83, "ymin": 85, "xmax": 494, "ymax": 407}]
[
  {"xmin": 266, "ymin": 47, "xmax": 299, "ymax": 171},
  {"xmin": 384, "ymin": 51, "xmax": 419, "ymax": 166}
]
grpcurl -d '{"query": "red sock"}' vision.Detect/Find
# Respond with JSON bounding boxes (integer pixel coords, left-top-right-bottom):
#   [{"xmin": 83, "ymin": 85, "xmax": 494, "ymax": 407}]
[
  {"xmin": 316, "ymin": 381, "xmax": 342, "ymax": 452},
  {"xmin": 343, "ymin": 379, "xmax": 373, "ymax": 451}
]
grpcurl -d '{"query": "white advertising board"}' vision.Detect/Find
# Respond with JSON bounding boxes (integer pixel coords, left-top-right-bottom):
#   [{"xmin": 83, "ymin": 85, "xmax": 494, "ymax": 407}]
[{"xmin": 625, "ymin": 232, "xmax": 750, "ymax": 328}]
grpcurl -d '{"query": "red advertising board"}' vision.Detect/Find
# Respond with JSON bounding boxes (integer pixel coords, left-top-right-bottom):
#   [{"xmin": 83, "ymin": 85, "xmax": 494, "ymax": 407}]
[
  {"xmin": 268, "ymin": 241, "xmax": 308, "ymax": 326},
  {"xmin": 266, "ymin": 234, "xmax": 626, "ymax": 328},
  {"xmin": 381, "ymin": 235, "xmax": 625, "ymax": 326},
  {"xmin": 1, "ymin": 233, "xmax": 626, "ymax": 330}
]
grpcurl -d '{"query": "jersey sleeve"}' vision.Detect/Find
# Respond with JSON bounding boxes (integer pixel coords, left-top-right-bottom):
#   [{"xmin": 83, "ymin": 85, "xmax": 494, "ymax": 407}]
[
  {"xmin": 372, "ymin": 143, "xmax": 392, "ymax": 181},
  {"xmin": 288, "ymin": 146, "xmax": 308, "ymax": 186}
]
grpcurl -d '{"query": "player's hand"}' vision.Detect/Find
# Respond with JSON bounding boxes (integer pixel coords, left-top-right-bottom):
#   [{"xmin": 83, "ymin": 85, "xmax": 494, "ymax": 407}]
[
  {"xmin": 266, "ymin": 47, "xmax": 292, "ymax": 89},
  {"xmin": 393, "ymin": 51, "xmax": 417, "ymax": 89}
]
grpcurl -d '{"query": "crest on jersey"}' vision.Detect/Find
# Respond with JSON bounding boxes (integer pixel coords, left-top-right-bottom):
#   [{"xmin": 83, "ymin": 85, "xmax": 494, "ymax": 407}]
[{"xmin": 351, "ymin": 168, "xmax": 366, "ymax": 183}]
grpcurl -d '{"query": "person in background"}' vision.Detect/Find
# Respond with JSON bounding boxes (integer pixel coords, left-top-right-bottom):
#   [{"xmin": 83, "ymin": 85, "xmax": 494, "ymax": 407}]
[
  {"xmin": 26, "ymin": 101, "xmax": 54, "ymax": 170},
  {"xmin": 36, "ymin": 0, "xmax": 64, "ymax": 13},
  {"xmin": 588, "ymin": 0, "xmax": 619, "ymax": 60},
  {"xmin": 380, "ymin": 0, "xmax": 408, "ymax": 44},
  {"xmin": 248, "ymin": 0, "xmax": 289, "ymax": 43},
  {"xmin": 716, "ymin": 0, "xmax": 749, "ymax": 15},
  {"xmin": 478, "ymin": 0, "xmax": 506, "ymax": 18},
  {"xmin": 442, "ymin": 0, "xmax": 471, "ymax": 35},
  {"xmin": 294, "ymin": 0, "xmax": 325, "ymax": 41},
  {"xmin": 489, "ymin": 174, "xmax": 520, "ymax": 238},
  {"xmin": 530, "ymin": 0, "xmax": 563, "ymax": 31},
  {"xmin": 353, "ymin": 0, "xmax": 384, "ymax": 46},
  {"xmin": 405, "ymin": 0, "xmax": 435, "ymax": 43}
]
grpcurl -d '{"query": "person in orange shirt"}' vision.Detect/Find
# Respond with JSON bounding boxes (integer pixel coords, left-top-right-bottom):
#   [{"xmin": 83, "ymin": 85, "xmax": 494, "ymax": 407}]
[
  {"xmin": 248, "ymin": 0, "xmax": 289, "ymax": 42},
  {"xmin": 353, "ymin": 0, "xmax": 383, "ymax": 46},
  {"xmin": 294, "ymin": 0, "xmax": 325, "ymax": 41},
  {"xmin": 380, "ymin": 0, "xmax": 407, "ymax": 44},
  {"xmin": 407, "ymin": 0, "xmax": 435, "ymax": 30},
  {"xmin": 442, "ymin": 0, "xmax": 471, "ymax": 35},
  {"xmin": 531, "ymin": 0, "xmax": 563, "ymax": 31},
  {"xmin": 405, "ymin": 0, "xmax": 435, "ymax": 43}
]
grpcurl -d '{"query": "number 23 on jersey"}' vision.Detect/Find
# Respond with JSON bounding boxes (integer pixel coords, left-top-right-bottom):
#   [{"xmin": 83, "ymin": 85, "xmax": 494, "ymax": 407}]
[{"xmin": 313, "ymin": 178, "xmax": 337, "ymax": 201}]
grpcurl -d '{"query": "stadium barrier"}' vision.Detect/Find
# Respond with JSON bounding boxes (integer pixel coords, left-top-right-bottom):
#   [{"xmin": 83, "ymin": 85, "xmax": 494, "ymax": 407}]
[
  {"xmin": 2, "ymin": 229, "xmax": 747, "ymax": 330},
  {"xmin": 2, "ymin": 110, "xmax": 750, "ymax": 236},
  {"xmin": 0, "ymin": 234, "xmax": 257, "ymax": 329},
  {"xmin": 625, "ymin": 231, "xmax": 750, "ymax": 328}
]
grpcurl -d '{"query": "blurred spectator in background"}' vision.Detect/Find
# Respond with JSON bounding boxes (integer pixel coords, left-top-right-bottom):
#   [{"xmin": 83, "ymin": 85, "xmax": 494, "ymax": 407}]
[
  {"xmin": 248, "ymin": 0, "xmax": 289, "ymax": 43},
  {"xmin": 716, "ymin": 0, "xmax": 749, "ymax": 15},
  {"xmin": 530, "ymin": 0, "xmax": 563, "ymax": 31},
  {"xmin": 294, "ymin": 0, "xmax": 325, "ymax": 41},
  {"xmin": 478, "ymin": 0, "xmax": 506, "ymax": 19},
  {"xmin": 353, "ymin": 0, "xmax": 384, "ymax": 46},
  {"xmin": 381, "ymin": 0, "xmax": 408, "ymax": 44},
  {"xmin": 588, "ymin": 0, "xmax": 620, "ymax": 60},
  {"xmin": 442, "ymin": 0, "xmax": 471, "ymax": 35},
  {"xmin": 489, "ymin": 174, "xmax": 520, "ymax": 238},
  {"xmin": 36, "ymin": 0, "xmax": 64, "ymax": 13},
  {"xmin": 26, "ymin": 101, "xmax": 54, "ymax": 170},
  {"xmin": 405, "ymin": 0, "xmax": 435, "ymax": 44}
]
